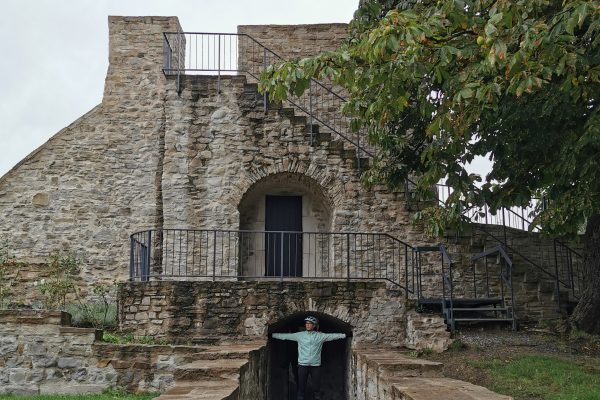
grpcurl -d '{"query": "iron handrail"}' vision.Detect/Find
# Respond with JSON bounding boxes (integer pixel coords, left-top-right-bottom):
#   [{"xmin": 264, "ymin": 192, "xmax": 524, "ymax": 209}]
[
  {"xmin": 470, "ymin": 244, "xmax": 517, "ymax": 329},
  {"xmin": 129, "ymin": 228, "xmax": 416, "ymax": 295},
  {"xmin": 162, "ymin": 32, "xmax": 372, "ymax": 161}
]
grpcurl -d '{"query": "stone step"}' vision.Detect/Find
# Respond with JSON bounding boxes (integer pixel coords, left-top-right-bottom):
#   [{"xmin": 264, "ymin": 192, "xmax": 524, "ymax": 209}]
[
  {"xmin": 354, "ymin": 349, "xmax": 443, "ymax": 378},
  {"xmin": 391, "ymin": 377, "xmax": 513, "ymax": 400},
  {"xmin": 154, "ymin": 379, "xmax": 238, "ymax": 400},
  {"xmin": 174, "ymin": 358, "xmax": 249, "ymax": 381},
  {"xmin": 184, "ymin": 343, "xmax": 265, "ymax": 361}
]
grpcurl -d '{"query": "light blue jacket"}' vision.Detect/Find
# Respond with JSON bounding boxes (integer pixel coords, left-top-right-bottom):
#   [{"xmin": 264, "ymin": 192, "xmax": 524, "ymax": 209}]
[{"xmin": 272, "ymin": 331, "xmax": 346, "ymax": 366}]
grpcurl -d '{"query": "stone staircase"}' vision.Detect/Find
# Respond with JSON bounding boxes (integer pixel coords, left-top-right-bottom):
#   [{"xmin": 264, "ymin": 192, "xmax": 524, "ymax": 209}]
[
  {"xmin": 353, "ymin": 347, "xmax": 512, "ymax": 400},
  {"xmin": 153, "ymin": 341, "xmax": 265, "ymax": 400},
  {"xmin": 240, "ymin": 80, "xmax": 371, "ymax": 172}
]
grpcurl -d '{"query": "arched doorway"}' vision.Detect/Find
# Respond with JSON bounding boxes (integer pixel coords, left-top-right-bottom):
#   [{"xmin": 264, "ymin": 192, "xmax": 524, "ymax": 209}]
[
  {"xmin": 238, "ymin": 172, "xmax": 333, "ymax": 278},
  {"xmin": 267, "ymin": 312, "xmax": 352, "ymax": 400}
]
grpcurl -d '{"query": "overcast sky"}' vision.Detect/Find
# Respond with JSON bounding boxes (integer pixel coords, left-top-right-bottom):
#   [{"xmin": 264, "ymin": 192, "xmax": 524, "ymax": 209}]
[
  {"xmin": 0, "ymin": 0, "xmax": 491, "ymax": 180},
  {"xmin": 0, "ymin": 0, "xmax": 359, "ymax": 178}
]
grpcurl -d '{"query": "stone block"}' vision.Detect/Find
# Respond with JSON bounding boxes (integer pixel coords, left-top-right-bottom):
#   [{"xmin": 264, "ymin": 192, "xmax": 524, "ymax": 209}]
[
  {"xmin": 39, "ymin": 382, "xmax": 108, "ymax": 395},
  {"xmin": 57, "ymin": 357, "xmax": 83, "ymax": 369}
]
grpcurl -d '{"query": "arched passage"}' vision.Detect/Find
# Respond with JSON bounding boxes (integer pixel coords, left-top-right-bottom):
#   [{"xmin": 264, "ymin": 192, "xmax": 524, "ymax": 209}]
[
  {"xmin": 267, "ymin": 312, "xmax": 352, "ymax": 400},
  {"xmin": 238, "ymin": 172, "xmax": 333, "ymax": 278}
]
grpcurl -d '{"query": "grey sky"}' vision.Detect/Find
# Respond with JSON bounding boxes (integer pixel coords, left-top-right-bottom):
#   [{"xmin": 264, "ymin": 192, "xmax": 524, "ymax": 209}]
[{"xmin": 0, "ymin": 0, "xmax": 358, "ymax": 178}]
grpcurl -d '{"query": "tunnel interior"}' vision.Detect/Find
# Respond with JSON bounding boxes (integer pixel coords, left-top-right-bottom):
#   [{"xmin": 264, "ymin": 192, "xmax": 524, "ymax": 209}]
[{"xmin": 267, "ymin": 312, "xmax": 353, "ymax": 400}]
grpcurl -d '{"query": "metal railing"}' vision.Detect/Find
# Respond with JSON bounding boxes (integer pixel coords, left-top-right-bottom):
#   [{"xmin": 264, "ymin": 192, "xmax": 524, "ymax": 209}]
[
  {"xmin": 130, "ymin": 229, "xmax": 416, "ymax": 296},
  {"xmin": 435, "ymin": 183, "xmax": 542, "ymax": 232},
  {"xmin": 162, "ymin": 32, "xmax": 370, "ymax": 166}
]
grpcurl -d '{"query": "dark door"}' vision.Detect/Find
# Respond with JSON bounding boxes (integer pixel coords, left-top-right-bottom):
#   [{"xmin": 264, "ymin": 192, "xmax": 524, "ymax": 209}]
[{"xmin": 265, "ymin": 195, "xmax": 303, "ymax": 277}]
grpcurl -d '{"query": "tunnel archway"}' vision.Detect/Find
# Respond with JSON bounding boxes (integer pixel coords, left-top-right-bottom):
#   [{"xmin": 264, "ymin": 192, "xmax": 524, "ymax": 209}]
[{"xmin": 267, "ymin": 312, "xmax": 352, "ymax": 400}]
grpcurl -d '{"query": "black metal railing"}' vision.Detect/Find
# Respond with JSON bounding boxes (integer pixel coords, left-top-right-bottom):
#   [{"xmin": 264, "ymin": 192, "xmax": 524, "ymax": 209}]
[
  {"xmin": 414, "ymin": 245, "xmax": 453, "ymax": 302},
  {"xmin": 162, "ymin": 32, "xmax": 371, "ymax": 166},
  {"xmin": 130, "ymin": 229, "xmax": 416, "ymax": 296},
  {"xmin": 435, "ymin": 183, "xmax": 542, "ymax": 232}
]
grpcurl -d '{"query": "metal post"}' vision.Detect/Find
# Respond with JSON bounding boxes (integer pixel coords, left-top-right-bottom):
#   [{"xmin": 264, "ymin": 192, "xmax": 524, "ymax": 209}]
[
  {"xmin": 502, "ymin": 208, "xmax": 508, "ymax": 247},
  {"xmin": 263, "ymin": 48, "xmax": 267, "ymax": 113},
  {"xmin": 213, "ymin": 230, "xmax": 217, "ymax": 281},
  {"xmin": 129, "ymin": 236, "xmax": 135, "ymax": 281},
  {"xmin": 309, "ymin": 83, "xmax": 314, "ymax": 145},
  {"xmin": 357, "ymin": 131, "xmax": 361, "ymax": 175},
  {"xmin": 177, "ymin": 33, "xmax": 182, "ymax": 94},
  {"xmin": 280, "ymin": 233, "xmax": 284, "ymax": 282},
  {"xmin": 553, "ymin": 239, "xmax": 562, "ymax": 313},
  {"xmin": 346, "ymin": 233, "xmax": 350, "ymax": 281},
  {"xmin": 404, "ymin": 246, "xmax": 409, "ymax": 300},
  {"xmin": 217, "ymin": 35, "xmax": 221, "ymax": 93},
  {"xmin": 146, "ymin": 230, "xmax": 152, "ymax": 281}
]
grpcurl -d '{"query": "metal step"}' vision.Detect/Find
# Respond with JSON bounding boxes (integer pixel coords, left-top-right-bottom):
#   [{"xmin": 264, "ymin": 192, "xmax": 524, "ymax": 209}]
[
  {"xmin": 450, "ymin": 307, "xmax": 510, "ymax": 312},
  {"xmin": 453, "ymin": 318, "xmax": 514, "ymax": 322}
]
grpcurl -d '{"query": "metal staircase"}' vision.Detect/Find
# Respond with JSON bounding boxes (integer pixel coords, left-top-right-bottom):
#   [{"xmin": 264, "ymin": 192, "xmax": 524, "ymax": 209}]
[{"xmin": 415, "ymin": 245, "xmax": 516, "ymax": 332}]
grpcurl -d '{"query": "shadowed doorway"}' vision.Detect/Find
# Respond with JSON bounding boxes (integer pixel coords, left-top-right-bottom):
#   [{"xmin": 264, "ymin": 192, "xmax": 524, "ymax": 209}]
[
  {"xmin": 265, "ymin": 195, "xmax": 303, "ymax": 277},
  {"xmin": 267, "ymin": 312, "xmax": 352, "ymax": 400}
]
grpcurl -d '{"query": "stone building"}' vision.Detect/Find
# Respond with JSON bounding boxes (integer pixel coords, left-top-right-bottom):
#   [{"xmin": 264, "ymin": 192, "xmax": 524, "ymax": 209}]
[{"xmin": 0, "ymin": 15, "xmax": 582, "ymax": 399}]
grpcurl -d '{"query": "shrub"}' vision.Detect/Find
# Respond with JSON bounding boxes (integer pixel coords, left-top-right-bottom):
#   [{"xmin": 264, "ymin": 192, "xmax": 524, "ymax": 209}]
[
  {"xmin": 0, "ymin": 237, "xmax": 23, "ymax": 308},
  {"xmin": 37, "ymin": 251, "xmax": 83, "ymax": 309},
  {"xmin": 65, "ymin": 302, "xmax": 117, "ymax": 330}
]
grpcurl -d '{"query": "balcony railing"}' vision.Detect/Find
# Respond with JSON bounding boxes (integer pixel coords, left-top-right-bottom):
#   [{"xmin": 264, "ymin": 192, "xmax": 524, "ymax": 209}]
[{"xmin": 130, "ymin": 229, "xmax": 416, "ymax": 297}]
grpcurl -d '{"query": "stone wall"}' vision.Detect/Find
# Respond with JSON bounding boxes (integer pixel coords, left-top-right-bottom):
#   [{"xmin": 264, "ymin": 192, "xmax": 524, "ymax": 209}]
[
  {"xmin": 0, "ymin": 16, "xmax": 182, "ymax": 292},
  {"xmin": 118, "ymin": 281, "xmax": 407, "ymax": 346},
  {"xmin": 237, "ymin": 24, "xmax": 348, "ymax": 64},
  {"xmin": 0, "ymin": 17, "xmax": 422, "ymax": 298},
  {"xmin": 0, "ymin": 14, "xmax": 579, "ymax": 326},
  {"xmin": 0, "ymin": 310, "xmax": 114, "ymax": 395},
  {"xmin": 0, "ymin": 309, "xmax": 267, "ymax": 395}
]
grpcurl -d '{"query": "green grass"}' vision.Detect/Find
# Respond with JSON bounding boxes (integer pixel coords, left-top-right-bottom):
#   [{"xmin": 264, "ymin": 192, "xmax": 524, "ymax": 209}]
[{"xmin": 475, "ymin": 355, "xmax": 600, "ymax": 400}]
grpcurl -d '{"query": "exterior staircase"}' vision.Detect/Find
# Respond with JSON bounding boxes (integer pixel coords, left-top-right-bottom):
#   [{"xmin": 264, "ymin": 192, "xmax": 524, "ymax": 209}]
[
  {"xmin": 153, "ymin": 340, "xmax": 265, "ymax": 400},
  {"xmin": 240, "ymin": 80, "xmax": 371, "ymax": 173},
  {"xmin": 414, "ymin": 245, "xmax": 516, "ymax": 332}
]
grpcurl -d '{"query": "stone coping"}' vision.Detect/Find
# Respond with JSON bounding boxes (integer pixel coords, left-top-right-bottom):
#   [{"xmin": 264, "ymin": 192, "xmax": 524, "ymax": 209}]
[{"xmin": 0, "ymin": 309, "xmax": 72, "ymax": 326}]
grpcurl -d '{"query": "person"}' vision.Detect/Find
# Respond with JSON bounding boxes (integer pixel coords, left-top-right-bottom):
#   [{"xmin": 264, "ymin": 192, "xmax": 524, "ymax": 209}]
[{"xmin": 272, "ymin": 315, "xmax": 346, "ymax": 400}]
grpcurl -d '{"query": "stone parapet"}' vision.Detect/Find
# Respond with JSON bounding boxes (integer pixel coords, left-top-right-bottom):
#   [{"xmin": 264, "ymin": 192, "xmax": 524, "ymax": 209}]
[
  {"xmin": 0, "ymin": 310, "xmax": 114, "ymax": 396},
  {"xmin": 118, "ymin": 280, "xmax": 407, "ymax": 346}
]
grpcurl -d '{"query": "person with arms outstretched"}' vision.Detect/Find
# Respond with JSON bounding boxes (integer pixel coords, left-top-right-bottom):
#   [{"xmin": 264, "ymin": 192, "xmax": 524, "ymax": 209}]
[{"xmin": 272, "ymin": 315, "xmax": 346, "ymax": 400}]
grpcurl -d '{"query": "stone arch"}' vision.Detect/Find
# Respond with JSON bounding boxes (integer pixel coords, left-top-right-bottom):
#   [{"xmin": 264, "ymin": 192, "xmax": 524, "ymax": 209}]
[
  {"xmin": 267, "ymin": 312, "xmax": 352, "ymax": 400},
  {"xmin": 236, "ymin": 171, "xmax": 337, "ymax": 277},
  {"xmin": 225, "ymin": 160, "xmax": 347, "ymax": 217}
]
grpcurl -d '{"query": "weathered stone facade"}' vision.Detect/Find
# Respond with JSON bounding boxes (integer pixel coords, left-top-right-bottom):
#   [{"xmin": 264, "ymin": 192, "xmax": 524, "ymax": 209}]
[
  {"xmin": 0, "ymin": 15, "xmax": 580, "ymax": 342},
  {"xmin": 118, "ymin": 281, "xmax": 407, "ymax": 346},
  {"xmin": 0, "ymin": 17, "xmax": 420, "ymax": 292}
]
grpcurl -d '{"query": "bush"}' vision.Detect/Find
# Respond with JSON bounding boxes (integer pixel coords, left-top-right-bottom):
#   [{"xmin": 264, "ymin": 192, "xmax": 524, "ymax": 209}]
[
  {"xmin": 65, "ymin": 302, "xmax": 117, "ymax": 330},
  {"xmin": 0, "ymin": 237, "xmax": 23, "ymax": 308},
  {"xmin": 37, "ymin": 251, "xmax": 83, "ymax": 309}
]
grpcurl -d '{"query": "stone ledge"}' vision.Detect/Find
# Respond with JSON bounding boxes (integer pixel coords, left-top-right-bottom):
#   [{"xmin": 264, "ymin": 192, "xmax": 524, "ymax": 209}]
[
  {"xmin": 391, "ymin": 377, "xmax": 513, "ymax": 400},
  {"xmin": 59, "ymin": 327, "xmax": 104, "ymax": 341},
  {"xmin": 0, "ymin": 310, "xmax": 71, "ymax": 326}
]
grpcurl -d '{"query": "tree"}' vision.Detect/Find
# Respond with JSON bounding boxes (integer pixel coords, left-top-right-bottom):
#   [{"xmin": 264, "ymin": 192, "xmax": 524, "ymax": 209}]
[{"xmin": 260, "ymin": 0, "xmax": 600, "ymax": 332}]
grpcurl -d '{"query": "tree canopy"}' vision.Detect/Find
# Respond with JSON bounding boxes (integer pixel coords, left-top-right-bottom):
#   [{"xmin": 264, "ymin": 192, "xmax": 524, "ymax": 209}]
[
  {"xmin": 261, "ymin": 0, "xmax": 600, "ymax": 237},
  {"xmin": 260, "ymin": 0, "xmax": 600, "ymax": 332}
]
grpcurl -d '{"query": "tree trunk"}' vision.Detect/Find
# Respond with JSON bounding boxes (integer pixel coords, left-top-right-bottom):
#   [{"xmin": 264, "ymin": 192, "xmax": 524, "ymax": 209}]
[{"xmin": 569, "ymin": 214, "xmax": 600, "ymax": 333}]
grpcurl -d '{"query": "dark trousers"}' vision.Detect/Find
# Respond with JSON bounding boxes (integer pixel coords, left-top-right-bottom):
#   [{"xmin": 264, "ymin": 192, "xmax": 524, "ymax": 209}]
[{"xmin": 297, "ymin": 365, "xmax": 321, "ymax": 400}]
